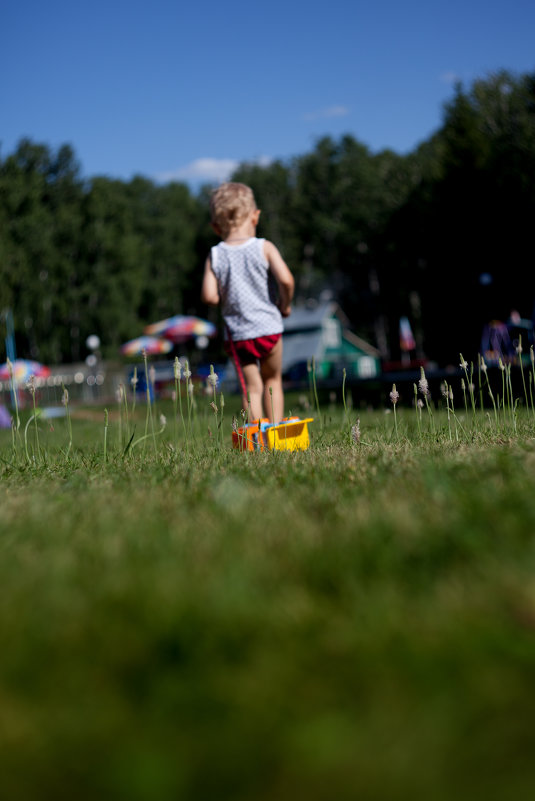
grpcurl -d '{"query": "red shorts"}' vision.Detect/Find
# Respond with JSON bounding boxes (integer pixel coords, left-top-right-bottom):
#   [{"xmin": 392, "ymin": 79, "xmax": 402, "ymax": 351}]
[{"xmin": 225, "ymin": 333, "xmax": 281, "ymax": 364}]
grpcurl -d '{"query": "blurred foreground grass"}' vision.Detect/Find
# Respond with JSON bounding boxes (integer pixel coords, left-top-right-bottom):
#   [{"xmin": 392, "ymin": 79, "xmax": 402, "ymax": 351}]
[{"xmin": 1, "ymin": 406, "xmax": 535, "ymax": 800}]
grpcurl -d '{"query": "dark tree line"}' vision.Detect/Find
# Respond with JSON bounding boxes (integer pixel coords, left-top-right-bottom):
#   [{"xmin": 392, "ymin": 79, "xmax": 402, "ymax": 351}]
[{"xmin": 1, "ymin": 70, "xmax": 534, "ymax": 365}]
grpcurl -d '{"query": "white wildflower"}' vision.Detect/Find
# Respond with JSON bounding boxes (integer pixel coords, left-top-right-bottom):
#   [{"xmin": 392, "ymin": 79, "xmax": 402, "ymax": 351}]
[
  {"xmin": 480, "ymin": 356, "xmax": 487, "ymax": 373},
  {"xmin": 418, "ymin": 367, "xmax": 429, "ymax": 396},
  {"xmin": 61, "ymin": 387, "xmax": 69, "ymax": 406},
  {"xmin": 26, "ymin": 375, "xmax": 36, "ymax": 394},
  {"xmin": 174, "ymin": 357, "xmax": 182, "ymax": 380},
  {"xmin": 351, "ymin": 419, "xmax": 361, "ymax": 444},
  {"xmin": 389, "ymin": 384, "xmax": 399, "ymax": 405},
  {"xmin": 207, "ymin": 365, "xmax": 218, "ymax": 388},
  {"xmin": 159, "ymin": 414, "xmax": 167, "ymax": 428},
  {"xmin": 459, "ymin": 357, "xmax": 468, "ymax": 370}
]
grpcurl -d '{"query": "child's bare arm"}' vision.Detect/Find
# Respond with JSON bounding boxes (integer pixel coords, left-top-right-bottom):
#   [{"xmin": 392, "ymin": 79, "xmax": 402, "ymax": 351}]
[
  {"xmin": 201, "ymin": 255, "xmax": 220, "ymax": 306},
  {"xmin": 264, "ymin": 241, "xmax": 295, "ymax": 317}
]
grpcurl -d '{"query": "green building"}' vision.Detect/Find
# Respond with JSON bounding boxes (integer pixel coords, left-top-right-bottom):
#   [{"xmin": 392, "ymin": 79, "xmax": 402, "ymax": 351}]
[{"xmin": 283, "ymin": 301, "xmax": 381, "ymax": 382}]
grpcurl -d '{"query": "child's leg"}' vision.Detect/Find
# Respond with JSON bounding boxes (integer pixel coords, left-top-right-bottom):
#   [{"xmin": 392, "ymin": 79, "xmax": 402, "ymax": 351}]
[
  {"xmin": 260, "ymin": 338, "xmax": 284, "ymax": 423},
  {"xmin": 241, "ymin": 361, "xmax": 264, "ymax": 420}
]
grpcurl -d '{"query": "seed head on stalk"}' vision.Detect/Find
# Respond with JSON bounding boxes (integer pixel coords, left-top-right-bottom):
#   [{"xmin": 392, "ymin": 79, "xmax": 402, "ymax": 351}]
[
  {"xmin": 207, "ymin": 366, "xmax": 218, "ymax": 389},
  {"xmin": 26, "ymin": 375, "xmax": 36, "ymax": 396},
  {"xmin": 61, "ymin": 383, "xmax": 73, "ymax": 457},
  {"xmin": 418, "ymin": 367, "xmax": 430, "ymax": 397},
  {"xmin": 389, "ymin": 384, "xmax": 400, "ymax": 437}
]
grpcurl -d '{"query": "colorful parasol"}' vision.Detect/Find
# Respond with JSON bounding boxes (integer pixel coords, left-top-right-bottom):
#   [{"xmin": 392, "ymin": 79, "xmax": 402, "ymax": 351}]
[
  {"xmin": 0, "ymin": 359, "xmax": 51, "ymax": 386},
  {"xmin": 120, "ymin": 335, "xmax": 173, "ymax": 357},
  {"xmin": 399, "ymin": 316, "xmax": 416, "ymax": 352},
  {"xmin": 145, "ymin": 315, "xmax": 217, "ymax": 343}
]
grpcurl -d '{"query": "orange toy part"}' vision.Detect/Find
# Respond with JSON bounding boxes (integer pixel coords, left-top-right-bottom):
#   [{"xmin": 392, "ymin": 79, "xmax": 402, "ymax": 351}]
[
  {"xmin": 232, "ymin": 417, "xmax": 313, "ymax": 452},
  {"xmin": 231, "ymin": 418, "xmax": 269, "ymax": 451}
]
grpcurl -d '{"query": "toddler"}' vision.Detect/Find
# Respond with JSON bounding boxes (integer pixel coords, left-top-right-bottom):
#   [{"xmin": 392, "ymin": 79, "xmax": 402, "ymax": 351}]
[{"xmin": 201, "ymin": 182, "xmax": 294, "ymax": 422}]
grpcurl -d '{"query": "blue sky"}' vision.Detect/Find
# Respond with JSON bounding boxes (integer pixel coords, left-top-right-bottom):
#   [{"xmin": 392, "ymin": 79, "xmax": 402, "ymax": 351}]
[{"xmin": 3, "ymin": 0, "xmax": 534, "ymax": 189}]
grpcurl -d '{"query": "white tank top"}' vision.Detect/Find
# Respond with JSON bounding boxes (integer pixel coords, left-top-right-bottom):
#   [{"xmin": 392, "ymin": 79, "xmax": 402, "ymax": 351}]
[{"xmin": 211, "ymin": 237, "xmax": 283, "ymax": 341}]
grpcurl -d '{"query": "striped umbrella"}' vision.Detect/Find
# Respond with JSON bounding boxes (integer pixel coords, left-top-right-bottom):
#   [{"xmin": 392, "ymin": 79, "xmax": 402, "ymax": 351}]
[
  {"xmin": 0, "ymin": 359, "xmax": 51, "ymax": 386},
  {"xmin": 120, "ymin": 336, "xmax": 173, "ymax": 357},
  {"xmin": 145, "ymin": 315, "xmax": 216, "ymax": 343}
]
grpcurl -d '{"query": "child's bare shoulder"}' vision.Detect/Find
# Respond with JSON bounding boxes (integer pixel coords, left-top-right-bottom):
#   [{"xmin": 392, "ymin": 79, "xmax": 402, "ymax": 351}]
[{"xmin": 263, "ymin": 240, "xmax": 280, "ymax": 259}]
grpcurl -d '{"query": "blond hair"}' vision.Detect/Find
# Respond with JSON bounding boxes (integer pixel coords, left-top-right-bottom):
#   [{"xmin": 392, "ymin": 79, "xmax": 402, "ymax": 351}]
[{"xmin": 210, "ymin": 182, "xmax": 257, "ymax": 238}]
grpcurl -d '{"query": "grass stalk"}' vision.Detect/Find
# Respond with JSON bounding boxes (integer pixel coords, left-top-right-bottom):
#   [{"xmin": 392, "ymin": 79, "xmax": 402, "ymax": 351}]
[
  {"xmin": 517, "ymin": 335, "xmax": 529, "ymax": 412},
  {"xmin": 479, "ymin": 358, "xmax": 498, "ymax": 430},
  {"xmin": 130, "ymin": 366, "xmax": 138, "ymax": 420},
  {"xmin": 499, "ymin": 359, "xmax": 507, "ymax": 429},
  {"xmin": 103, "ymin": 408, "xmax": 109, "ymax": 463},
  {"xmin": 530, "ymin": 346, "xmax": 535, "ymax": 419},
  {"xmin": 342, "ymin": 368, "xmax": 353, "ymax": 443},
  {"xmin": 30, "ymin": 379, "xmax": 40, "ymax": 460},
  {"xmin": 460, "ymin": 354, "xmax": 476, "ymax": 426},
  {"xmin": 478, "ymin": 354, "xmax": 484, "ymax": 411},
  {"xmin": 507, "ymin": 364, "xmax": 517, "ymax": 433},
  {"xmin": 183, "ymin": 360, "xmax": 193, "ymax": 441},
  {"xmin": 311, "ymin": 356, "xmax": 322, "ymax": 428},
  {"xmin": 269, "ymin": 386, "xmax": 275, "ymax": 426},
  {"xmin": 389, "ymin": 384, "xmax": 399, "ymax": 439},
  {"xmin": 7, "ymin": 359, "xmax": 20, "ymax": 450},
  {"xmin": 413, "ymin": 383, "xmax": 422, "ymax": 438}
]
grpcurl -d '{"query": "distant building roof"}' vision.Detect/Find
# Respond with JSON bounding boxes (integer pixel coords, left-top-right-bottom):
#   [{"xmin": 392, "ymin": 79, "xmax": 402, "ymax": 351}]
[
  {"xmin": 284, "ymin": 302, "xmax": 379, "ymax": 354},
  {"xmin": 283, "ymin": 301, "xmax": 339, "ymax": 333},
  {"xmin": 282, "ymin": 330, "xmax": 323, "ymax": 372}
]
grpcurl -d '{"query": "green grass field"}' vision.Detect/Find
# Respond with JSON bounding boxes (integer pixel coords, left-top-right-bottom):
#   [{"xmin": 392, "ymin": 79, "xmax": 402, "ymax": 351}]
[{"xmin": 1, "ymin": 391, "xmax": 535, "ymax": 800}]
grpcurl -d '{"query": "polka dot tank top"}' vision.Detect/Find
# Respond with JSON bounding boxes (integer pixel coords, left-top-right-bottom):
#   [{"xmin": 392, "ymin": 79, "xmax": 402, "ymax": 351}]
[{"xmin": 210, "ymin": 237, "xmax": 283, "ymax": 341}]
